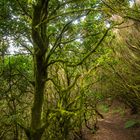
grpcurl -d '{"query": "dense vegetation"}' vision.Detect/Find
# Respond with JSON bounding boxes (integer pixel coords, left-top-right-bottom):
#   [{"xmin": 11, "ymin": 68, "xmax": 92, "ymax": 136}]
[{"xmin": 0, "ymin": 0, "xmax": 140, "ymax": 140}]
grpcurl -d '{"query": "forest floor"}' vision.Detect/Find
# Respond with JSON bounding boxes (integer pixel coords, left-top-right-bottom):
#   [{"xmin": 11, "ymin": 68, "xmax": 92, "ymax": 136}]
[{"xmin": 84, "ymin": 101, "xmax": 140, "ymax": 140}]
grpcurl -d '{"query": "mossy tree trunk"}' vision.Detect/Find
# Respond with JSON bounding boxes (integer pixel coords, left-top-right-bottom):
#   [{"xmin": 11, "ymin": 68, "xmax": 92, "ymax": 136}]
[{"xmin": 29, "ymin": 1, "xmax": 49, "ymax": 139}]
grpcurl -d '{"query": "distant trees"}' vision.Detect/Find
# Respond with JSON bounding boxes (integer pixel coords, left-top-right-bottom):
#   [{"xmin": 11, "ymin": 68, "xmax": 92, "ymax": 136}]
[{"xmin": 98, "ymin": 0, "xmax": 140, "ymax": 113}]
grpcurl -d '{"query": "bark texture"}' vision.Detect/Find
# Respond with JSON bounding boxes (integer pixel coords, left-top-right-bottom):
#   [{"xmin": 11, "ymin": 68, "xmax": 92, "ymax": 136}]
[{"xmin": 29, "ymin": 1, "xmax": 49, "ymax": 139}]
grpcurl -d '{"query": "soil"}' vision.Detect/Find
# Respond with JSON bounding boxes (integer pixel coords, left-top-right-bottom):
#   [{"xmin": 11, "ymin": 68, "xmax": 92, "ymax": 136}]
[{"xmin": 84, "ymin": 102, "xmax": 140, "ymax": 140}]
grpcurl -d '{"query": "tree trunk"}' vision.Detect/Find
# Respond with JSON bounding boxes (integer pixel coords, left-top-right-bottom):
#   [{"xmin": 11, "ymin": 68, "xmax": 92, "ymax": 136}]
[
  {"xmin": 29, "ymin": 2, "xmax": 48, "ymax": 139},
  {"xmin": 31, "ymin": 54, "xmax": 46, "ymax": 126}
]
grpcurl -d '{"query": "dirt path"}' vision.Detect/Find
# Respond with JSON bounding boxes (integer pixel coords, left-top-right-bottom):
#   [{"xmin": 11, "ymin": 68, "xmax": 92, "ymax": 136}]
[{"xmin": 85, "ymin": 110, "xmax": 140, "ymax": 140}]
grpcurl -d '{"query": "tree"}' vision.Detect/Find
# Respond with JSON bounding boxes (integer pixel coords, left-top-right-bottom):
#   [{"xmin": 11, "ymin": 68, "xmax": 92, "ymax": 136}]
[
  {"xmin": 0, "ymin": 0, "xmax": 112, "ymax": 139},
  {"xmin": 30, "ymin": 0, "xmax": 111, "ymax": 139}
]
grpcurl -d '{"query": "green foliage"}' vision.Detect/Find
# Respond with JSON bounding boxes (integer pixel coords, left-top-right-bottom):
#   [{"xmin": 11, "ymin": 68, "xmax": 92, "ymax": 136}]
[
  {"xmin": 124, "ymin": 119, "xmax": 140, "ymax": 128},
  {"xmin": 112, "ymin": 107, "xmax": 125, "ymax": 116},
  {"xmin": 98, "ymin": 104, "xmax": 109, "ymax": 113},
  {"xmin": 0, "ymin": 0, "xmax": 140, "ymax": 139}
]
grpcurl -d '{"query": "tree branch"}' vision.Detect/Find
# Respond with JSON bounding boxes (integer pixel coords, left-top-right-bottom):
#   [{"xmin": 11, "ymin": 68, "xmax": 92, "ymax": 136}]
[
  {"xmin": 15, "ymin": 0, "xmax": 32, "ymax": 19},
  {"xmin": 67, "ymin": 27, "xmax": 112, "ymax": 67}
]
